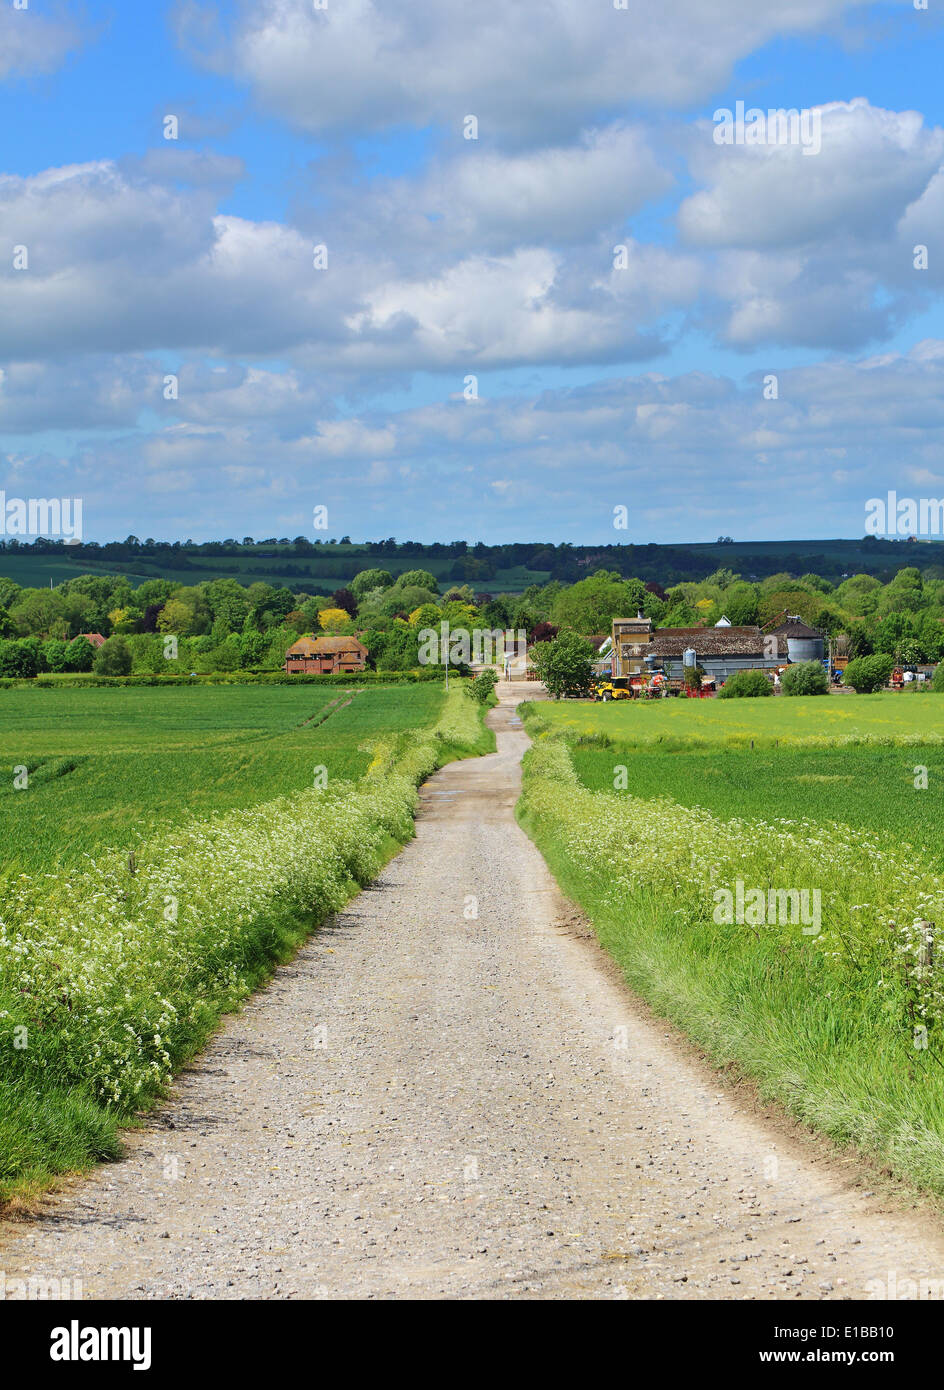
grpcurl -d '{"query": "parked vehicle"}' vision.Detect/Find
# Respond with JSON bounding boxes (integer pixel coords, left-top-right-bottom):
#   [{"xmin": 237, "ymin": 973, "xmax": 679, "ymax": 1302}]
[{"xmin": 592, "ymin": 676, "xmax": 633, "ymax": 701}]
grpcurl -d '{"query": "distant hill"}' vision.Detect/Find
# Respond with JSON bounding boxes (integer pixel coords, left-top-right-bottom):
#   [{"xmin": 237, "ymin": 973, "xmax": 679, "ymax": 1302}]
[{"xmin": 0, "ymin": 535, "xmax": 940, "ymax": 593}]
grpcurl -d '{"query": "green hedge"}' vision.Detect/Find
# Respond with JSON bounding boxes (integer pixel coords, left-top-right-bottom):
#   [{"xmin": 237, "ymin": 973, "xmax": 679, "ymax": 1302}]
[{"xmin": 7, "ymin": 669, "xmax": 446, "ymax": 690}]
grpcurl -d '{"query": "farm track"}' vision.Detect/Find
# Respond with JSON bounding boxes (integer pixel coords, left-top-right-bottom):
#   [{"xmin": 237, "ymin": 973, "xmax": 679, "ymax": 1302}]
[{"xmin": 2, "ymin": 683, "xmax": 944, "ymax": 1299}]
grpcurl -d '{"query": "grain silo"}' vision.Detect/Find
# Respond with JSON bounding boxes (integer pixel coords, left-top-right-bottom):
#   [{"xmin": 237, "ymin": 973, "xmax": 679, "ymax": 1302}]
[{"xmin": 772, "ymin": 618, "xmax": 825, "ymax": 663}]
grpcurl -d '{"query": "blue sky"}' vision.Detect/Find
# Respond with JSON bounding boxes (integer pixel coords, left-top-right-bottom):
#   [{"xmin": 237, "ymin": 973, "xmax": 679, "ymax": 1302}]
[{"xmin": 1, "ymin": 0, "xmax": 943, "ymax": 544}]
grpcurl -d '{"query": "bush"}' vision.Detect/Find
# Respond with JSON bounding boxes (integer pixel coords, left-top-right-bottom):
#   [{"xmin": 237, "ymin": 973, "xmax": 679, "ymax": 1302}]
[
  {"xmin": 717, "ymin": 669, "xmax": 773, "ymax": 698},
  {"xmin": 933, "ymin": 663, "xmax": 944, "ymax": 693},
  {"xmin": 843, "ymin": 653, "xmax": 895, "ymax": 693},
  {"xmin": 0, "ymin": 638, "xmax": 39, "ymax": 678},
  {"xmin": 781, "ymin": 660, "xmax": 829, "ymax": 696},
  {"xmin": 469, "ymin": 668, "xmax": 498, "ymax": 704},
  {"xmin": 93, "ymin": 636, "xmax": 133, "ymax": 676}
]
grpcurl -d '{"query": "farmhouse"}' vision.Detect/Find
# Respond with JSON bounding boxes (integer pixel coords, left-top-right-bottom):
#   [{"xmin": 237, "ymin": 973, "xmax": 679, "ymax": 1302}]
[
  {"xmin": 611, "ymin": 613, "xmax": 781, "ymax": 683},
  {"xmin": 77, "ymin": 632, "xmax": 106, "ymax": 649},
  {"xmin": 284, "ymin": 634, "xmax": 368, "ymax": 674}
]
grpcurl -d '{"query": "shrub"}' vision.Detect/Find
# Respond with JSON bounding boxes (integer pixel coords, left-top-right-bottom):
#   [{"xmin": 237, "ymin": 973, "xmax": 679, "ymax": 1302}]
[
  {"xmin": 843, "ymin": 653, "xmax": 895, "ymax": 693},
  {"xmin": 933, "ymin": 663, "xmax": 944, "ymax": 693},
  {"xmin": 93, "ymin": 636, "xmax": 133, "ymax": 676},
  {"xmin": 781, "ymin": 660, "xmax": 829, "ymax": 696},
  {"xmin": 469, "ymin": 668, "xmax": 498, "ymax": 704},
  {"xmin": 0, "ymin": 638, "xmax": 39, "ymax": 678},
  {"xmin": 717, "ymin": 669, "xmax": 773, "ymax": 698}
]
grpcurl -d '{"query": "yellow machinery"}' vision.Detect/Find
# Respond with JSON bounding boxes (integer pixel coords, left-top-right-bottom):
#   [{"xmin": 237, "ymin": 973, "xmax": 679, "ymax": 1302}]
[{"xmin": 592, "ymin": 676, "xmax": 633, "ymax": 701}]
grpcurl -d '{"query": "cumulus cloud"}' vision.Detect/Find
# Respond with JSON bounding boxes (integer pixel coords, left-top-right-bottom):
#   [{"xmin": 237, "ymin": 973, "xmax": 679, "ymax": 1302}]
[
  {"xmin": 13, "ymin": 342, "xmax": 944, "ymax": 542},
  {"xmin": 175, "ymin": 0, "xmax": 864, "ymax": 142},
  {"xmin": 679, "ymin": 100, "xmax": 944, "ymax": 249}
]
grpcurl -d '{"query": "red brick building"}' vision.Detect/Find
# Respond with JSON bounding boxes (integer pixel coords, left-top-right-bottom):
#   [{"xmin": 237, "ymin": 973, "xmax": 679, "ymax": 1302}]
[{"xmin": 284, "ymin": 634, "xmax": 368, "ymax": 674}]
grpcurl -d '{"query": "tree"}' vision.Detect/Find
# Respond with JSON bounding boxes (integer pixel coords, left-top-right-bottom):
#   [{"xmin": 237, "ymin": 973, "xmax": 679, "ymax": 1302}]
[
  {"xmin": 206, "ymin": 578, "xmax": 250, "ymax": 633},
  {"xmin": 395, "ymin": 569, "xmax": 439, "ymax": 594},
  {"xmin": 93, "ymin": 636, "xmax": 133, "ymax": 676},
  {"xmin": 717, "ymin": 669, "xmax": 773, "ymax": 698},
  {"xmin": 843, "ymin": 653, "xmax": 895, "ymax": 692},
  {"xmin": 531, "ymin": 631, "xmax": 594, "ymax": 699},
  {"xmin": 350, "ymin": 568, "xmax": 394, "ymax": 599},
  {"xmin": 781, "ymin": 660, "xmax": 829, "ymax": 696},
  {"xmin": 43, "ymin": 639, "xmax": 71, "ymax": 673},
  {"xmin": 65, "ymin": 635, "xmax": 96, "ymax": 672},
  {"xmin": 550, "ymin": 570, "xmax": 646, "ymax": 634},
  {"xmin": 331, "ymin": 588, "xmax": 358, "ymax": 618},
  {"xmin": 318, "ymin": 607, "xmax": 351, "ymax": 632}
]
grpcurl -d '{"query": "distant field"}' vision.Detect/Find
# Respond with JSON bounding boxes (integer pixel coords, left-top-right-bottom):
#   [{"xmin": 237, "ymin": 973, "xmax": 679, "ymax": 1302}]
[
  {"xmin": 524, "ymin": 690, "xmax": 944, "ymax": 748},
  {"xmin": 0, "ymin": 683, "xmax": 444, "ymax": 873},
  {"xmin": 0, "ymin": 552, "xmax": 551, "ymax": 594}
]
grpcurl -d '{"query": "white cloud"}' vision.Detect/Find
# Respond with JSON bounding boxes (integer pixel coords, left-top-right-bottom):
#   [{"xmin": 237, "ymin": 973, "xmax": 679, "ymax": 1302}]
[
  {"xmin": 176, "ymin": 0, "xmax": 865, "ymax": 142},
  {"xmin": 0, "ymin": 3, "xmax": 84, "ymax": 80}
]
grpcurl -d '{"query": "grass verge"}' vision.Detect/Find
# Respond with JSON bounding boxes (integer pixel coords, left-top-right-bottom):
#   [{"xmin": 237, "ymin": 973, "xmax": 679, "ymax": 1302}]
[
  {"xmin": 516, "ymin": 732, "xmax": 944, "ymax": 1195},
  {"xmin": 0, "ymin": 683, "xmax": 492, "ymax": 1204}
]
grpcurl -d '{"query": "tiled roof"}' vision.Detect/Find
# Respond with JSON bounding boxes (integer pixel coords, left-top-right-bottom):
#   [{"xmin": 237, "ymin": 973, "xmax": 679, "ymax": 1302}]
[
  {"xmin": 286, "ymin": 634, "xmax": 367, "ymax": 656},
  {"xmin": 649, "ymin": 626, "xmax": 765, "ymax": 657}
]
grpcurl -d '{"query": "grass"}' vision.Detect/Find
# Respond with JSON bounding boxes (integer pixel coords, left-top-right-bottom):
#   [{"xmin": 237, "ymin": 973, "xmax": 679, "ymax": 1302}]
[
  {"xmin": 570, "ymin": 744, "xmax": 944, "ymax": 867},
  {"xmin": 0, "ymin": 683, "xmax": 445, "ymax": 873},
  {"xmin": 0, "ymin": 681, "xmax": 493, "ymax": 1202},
  {"xmin": 517, "ymin": 701, "xmax": 944, "ymax": 1195},
  {"xmin": 524, "ymin": 689, "xmax": 944, "ymax": 749}
]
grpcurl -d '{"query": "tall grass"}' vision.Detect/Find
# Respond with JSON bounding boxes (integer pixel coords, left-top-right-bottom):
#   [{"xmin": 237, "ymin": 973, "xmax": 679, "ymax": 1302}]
[
  {"xmin": 0, "ymin": 684, "xmax": 491, "ymax": 1201},
  {"xmin": 517, "ymin": 737, "xmax": 944, "ymax": 1194}
]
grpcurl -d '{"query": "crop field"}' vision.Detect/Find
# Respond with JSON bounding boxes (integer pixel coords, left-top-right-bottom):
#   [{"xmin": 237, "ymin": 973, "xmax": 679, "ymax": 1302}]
[
  {"xmin": 569, "ymin": 745, "xmax": 944, "ymax": 864},
  {"xmin": 518, "ymin": 692, "xmax": 944, "ymax": 1192},
  {"xmin": 0, "ymin": 683, "xmax": 445, "ymax": 874},
  {"xmin": 525, "ymin": 689, "xmax": 944, "ymax": 748},
  {"xmin": 0, "ymin": 681, "xmax": 489, "ymax": 1198}
]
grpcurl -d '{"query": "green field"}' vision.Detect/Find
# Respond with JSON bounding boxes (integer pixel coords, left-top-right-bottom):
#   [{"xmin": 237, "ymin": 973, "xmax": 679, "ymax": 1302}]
[
  {"xmin": 0, "ymin": 550, "xmax": 551, "ymax": 594},
  {"xmin": 0, "ymin": 681, "xmax": 491, "ymax": 1200},
  {"xmin": 525, "ymin": 689, "xmax": 944, "ymax": 748},
  {"xmin": 518, "ymin": 691, "xmax": 944, "ymax": 1195},
  {"xmin": 0, "ymin": 684, "xmax": 446, "ymax": 874},
  {"xmin": 569, "ymin": 743, "xmax": 944, "ymax": 866}
]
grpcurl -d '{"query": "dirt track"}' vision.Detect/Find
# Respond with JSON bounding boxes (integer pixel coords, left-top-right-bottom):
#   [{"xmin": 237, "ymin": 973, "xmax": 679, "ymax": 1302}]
[{"xmin": 2, "ymin": 684, "xmax": 944, "ymax": 1299}]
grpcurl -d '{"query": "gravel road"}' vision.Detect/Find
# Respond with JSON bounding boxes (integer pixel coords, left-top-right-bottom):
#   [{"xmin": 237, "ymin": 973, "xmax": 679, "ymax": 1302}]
[{"xmin": 2, "ymin": 683, "xmax": 944, "ymax": 1299}]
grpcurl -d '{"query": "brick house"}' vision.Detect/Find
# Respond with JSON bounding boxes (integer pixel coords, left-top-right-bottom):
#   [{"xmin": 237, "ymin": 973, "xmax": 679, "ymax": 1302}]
[{"xmin": 284, "ymin": 634, "xmax": 368, "ymax": 674}]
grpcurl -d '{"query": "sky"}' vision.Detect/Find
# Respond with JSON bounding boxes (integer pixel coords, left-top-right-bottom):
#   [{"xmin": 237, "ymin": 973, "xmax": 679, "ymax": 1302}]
[{"xmin": 1, "ymin": 0, "xmax": 943, "ymax": 545}]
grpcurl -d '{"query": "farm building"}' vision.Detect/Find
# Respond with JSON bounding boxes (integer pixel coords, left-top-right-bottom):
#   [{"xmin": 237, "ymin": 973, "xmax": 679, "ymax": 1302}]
[
  {"xmin": 77, "ymin": 632, "xmax": 106, "ymax": 649},
  {"xmin": 611, "ymin": 614, "xmax": 781, "ymax": 683},
  {"xmin": 769, "ymin": 618, "xmax": 826, "ymax": 663},
  {"xmin": 284, "ymin": 634, "xmax": 368, "ymax": 674}
]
